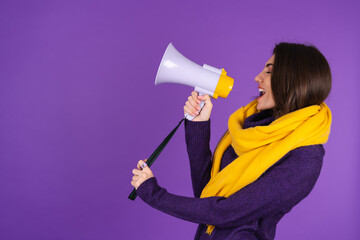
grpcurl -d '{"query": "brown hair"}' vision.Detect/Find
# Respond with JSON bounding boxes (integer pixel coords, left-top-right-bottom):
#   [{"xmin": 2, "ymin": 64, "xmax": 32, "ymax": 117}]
[{"xmin": 271, "ymin": 42, "xmax": 332, "ymax": 118}]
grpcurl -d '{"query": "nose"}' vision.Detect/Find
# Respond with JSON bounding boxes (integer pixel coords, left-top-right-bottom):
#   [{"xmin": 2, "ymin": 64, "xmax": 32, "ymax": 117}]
[{"xmin": 254, "ymin": 72, "xmax": 263, "ymax": 83}]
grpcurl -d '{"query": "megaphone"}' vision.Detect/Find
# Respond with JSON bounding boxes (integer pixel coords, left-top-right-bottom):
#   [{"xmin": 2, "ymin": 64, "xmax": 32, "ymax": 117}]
[{"xmin": 155, "ymin": 43, "xmax": 234, "ymax": 120}]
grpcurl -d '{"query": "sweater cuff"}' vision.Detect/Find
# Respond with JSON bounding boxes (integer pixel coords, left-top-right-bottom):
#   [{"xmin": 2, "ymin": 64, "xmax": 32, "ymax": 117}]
[
  {"xmin": 184, "ymin": 118, "xmax": 211, "ymax": 145},
  {"xmin": 136, "ymin": 177, "xmax": 160, "ymax": 204}
]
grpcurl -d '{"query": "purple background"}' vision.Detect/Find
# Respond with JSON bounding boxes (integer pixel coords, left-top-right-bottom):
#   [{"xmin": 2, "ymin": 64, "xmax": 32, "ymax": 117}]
[{"xmin": 0, "ymin": 0, "xmax": 359, "ymax": 239}]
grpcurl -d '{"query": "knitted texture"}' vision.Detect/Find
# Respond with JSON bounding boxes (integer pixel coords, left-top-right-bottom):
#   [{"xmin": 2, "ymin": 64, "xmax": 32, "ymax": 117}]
[
  {"xmin": 201, "ymin": 100, "xmax": 331, "ymax": 235},
  {"xmin": 137, "ymin": 110, "xmax": 325, "ymax": 240}
]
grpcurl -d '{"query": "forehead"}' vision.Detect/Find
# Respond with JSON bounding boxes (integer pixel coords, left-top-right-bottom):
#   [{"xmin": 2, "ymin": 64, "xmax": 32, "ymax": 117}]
[{"xmin": 266, "ymin": 54, "xmax": 275, "ymax": 65}]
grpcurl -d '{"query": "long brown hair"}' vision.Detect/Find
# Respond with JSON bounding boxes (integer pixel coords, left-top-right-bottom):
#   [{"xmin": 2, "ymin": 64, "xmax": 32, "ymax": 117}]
[{"xmin": 271, "ymin": 42, "xmax": 332, "ymax": 118}]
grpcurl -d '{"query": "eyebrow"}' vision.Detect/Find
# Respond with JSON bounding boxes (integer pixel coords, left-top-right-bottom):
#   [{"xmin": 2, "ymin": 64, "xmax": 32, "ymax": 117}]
[{"xmin": 266, "ymin": 63, "xmax": 273, "ymax": 67}]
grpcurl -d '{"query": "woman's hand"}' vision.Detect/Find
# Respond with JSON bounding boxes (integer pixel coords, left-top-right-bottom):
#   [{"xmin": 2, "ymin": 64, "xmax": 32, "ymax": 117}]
[
  {"xmin": 184, "ymin": 91, "xmax": 213, "ymax": 121},
  {"xmin": 131, "ymin": 159, "xmax": 154, "ymax": 190}
]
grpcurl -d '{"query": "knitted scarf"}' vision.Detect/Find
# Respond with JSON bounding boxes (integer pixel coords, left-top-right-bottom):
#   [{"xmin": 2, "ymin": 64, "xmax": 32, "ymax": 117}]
[{"xmin": 200, "ymin": 100, "xmax": 332, "ymax": 235}]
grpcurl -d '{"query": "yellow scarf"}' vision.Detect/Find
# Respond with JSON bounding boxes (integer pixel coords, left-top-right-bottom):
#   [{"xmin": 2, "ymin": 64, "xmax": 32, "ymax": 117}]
[{"xmin": 200, "ymin": 100, "xmax": 332, "ymax": 235}]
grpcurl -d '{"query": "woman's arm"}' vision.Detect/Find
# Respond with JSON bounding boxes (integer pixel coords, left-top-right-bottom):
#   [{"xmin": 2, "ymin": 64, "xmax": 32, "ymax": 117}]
[
  {"xmin": 136, "ymin": 146, "xmax": 324, "ymax": 228},
  {"xmin": 184, "ymin": 119, "xmax": 212, "ymax": 198},
  {"xmin": 183, "ymin": 92, "xmax": 214, "ymax": 198}
]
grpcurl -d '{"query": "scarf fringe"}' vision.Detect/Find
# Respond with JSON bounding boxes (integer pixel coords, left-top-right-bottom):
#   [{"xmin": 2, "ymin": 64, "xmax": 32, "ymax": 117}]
[{"xmin": 206, "ymin": 225, "xmax": 215, "ymax": 236}]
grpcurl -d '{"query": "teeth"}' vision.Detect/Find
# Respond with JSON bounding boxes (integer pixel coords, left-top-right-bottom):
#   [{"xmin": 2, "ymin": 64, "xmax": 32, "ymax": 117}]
[{"xmin": 259, "ymin": 88, "xmax": 266, "ymax": 97}]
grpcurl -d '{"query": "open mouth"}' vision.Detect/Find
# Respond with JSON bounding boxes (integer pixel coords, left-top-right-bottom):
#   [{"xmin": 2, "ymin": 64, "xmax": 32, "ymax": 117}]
[{"xmin": 259, "ymin": 89, "xmax": 266, "ymax": 97}]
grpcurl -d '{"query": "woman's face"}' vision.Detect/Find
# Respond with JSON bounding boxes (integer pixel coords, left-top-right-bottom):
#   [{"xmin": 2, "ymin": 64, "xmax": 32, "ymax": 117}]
[{"xmin": 255, "ymin": 54, "xmax": 276, "ymax": 111}]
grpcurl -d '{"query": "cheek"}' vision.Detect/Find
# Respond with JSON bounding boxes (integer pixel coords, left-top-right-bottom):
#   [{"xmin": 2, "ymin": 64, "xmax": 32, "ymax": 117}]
[{"xmin": 268, "ymin": 92, "xmax": 275, "ymax": 105}]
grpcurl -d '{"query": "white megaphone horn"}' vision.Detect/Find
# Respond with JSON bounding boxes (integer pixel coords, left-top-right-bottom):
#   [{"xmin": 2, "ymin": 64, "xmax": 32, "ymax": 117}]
[{"xmin": 155, "ymin": 43, "xmax": 234, "ymax": 121}]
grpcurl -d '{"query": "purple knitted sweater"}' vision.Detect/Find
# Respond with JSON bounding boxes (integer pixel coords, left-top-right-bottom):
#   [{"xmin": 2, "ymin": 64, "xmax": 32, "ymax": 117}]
[{"xmin": 136, "ymin": 109, "xmax": 324, "ymax": 240}]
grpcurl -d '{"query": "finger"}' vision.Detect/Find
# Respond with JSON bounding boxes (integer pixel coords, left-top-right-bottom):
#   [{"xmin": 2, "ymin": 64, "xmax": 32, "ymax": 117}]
[
  {"xmin": 188, "ymin": 96, "xmax": 200, "ymax": 111},
  {"xmin": 139, "ymin": 160, "xmax": 149, "ymax": 170},
  {"xmin": 141, "ymin": 165, "xmax": 153, "ymax": 177},
  {"xmin": 198, "ymin": 94, "xmax": 209, "ymax": 101},
  {"xmin": 141, "ymin": 164, "xmax": 150, "ymax": 172},
  {"xmin": 137, "ymin": 160, "xmax": 146, "ymax": 170},
  {"xmin": 132, "ymin": 169, "xmax": 141, "ymax": 175},
  {"xmin": 136, "ymin": 159, "xmax": 148, "ymax": 170},
  {"xmin": 184, "ymin": 105, "xmax": 196, "ymax": 117},
  {"xmin": 188, "ymin": 96, "xmax": 201, "ymax": 111},
  {"xmin": 137, "ymin": 160, "xmax": 144, "ymax": 169},
  {"xmin": 132, "ymin": 175, "xmax": 139, "ymax": 181},
  {"xmin": 199, "ymin": 94, "xmax": 213, "ymax": 106},
  {"xmin": 186, "ymin": 101, "xmax": 199, "ymax": 116},
  {"xmin": 191, "ymin": 91, "xmax": 201, "ymax": 104},
  {"xmin": 131, "ymin": 180, "xmax": 138, "ymax": 189}
]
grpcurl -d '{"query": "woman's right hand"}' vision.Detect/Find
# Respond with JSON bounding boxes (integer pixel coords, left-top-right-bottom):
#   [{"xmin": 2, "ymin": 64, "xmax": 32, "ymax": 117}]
[{"xmin": 184, "ymin": 91, "xmax": 213, "ymax": 121}]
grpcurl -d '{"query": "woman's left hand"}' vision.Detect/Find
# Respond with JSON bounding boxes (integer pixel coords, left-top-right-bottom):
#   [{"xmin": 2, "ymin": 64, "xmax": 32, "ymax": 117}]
[{"xmin": 131, "ymin": 159, "xmax": 154, "ymax": 190}]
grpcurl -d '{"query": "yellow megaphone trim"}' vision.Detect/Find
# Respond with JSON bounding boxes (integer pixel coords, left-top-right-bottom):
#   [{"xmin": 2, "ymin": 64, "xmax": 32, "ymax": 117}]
[{"xmin": 213, "ymin": 68, "xmax": 234, "ymax": 99}]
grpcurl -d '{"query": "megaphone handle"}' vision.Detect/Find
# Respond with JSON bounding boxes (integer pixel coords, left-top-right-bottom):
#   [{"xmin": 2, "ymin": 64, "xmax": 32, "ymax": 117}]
[{"xmin": 185, "ymin": 92, "xmax": 205, "ymax": 121}]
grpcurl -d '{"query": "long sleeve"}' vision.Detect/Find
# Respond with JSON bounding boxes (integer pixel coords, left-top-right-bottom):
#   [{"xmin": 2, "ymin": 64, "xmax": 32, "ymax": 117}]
[
  {"xmin": 136, "ymin": 145, "xmax": 324, "ymax": 228},
  {"xmin": 184, "ymin": 119, "xmax": 213, "ymax": 198}
]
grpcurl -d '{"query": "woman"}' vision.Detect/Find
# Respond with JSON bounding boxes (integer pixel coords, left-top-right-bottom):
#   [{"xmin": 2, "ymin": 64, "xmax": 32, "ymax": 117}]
[{"xmin": 131, "ymin": 42, "xmax": 332, "ymax": 240}]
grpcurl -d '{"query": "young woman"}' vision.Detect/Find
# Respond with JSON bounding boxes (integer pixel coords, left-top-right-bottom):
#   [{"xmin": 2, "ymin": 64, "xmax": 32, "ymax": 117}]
[{"xmin": 131, "ymin": 42, "xmax": 332, "ymax": 240}]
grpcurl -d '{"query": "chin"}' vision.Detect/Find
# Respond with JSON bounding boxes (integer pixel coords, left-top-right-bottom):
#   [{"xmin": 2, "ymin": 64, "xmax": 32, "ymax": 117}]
[
  {"xmin": 257, "ymin": 105, "xmax": 274, "ymax": 111},
  {"xmin": 256, "ymin": 105, "xmax": 263, "ymax": 111}
]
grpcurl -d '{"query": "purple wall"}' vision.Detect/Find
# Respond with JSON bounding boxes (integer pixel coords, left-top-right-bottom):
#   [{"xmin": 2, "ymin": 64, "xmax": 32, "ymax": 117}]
[{"xmin": 0, "ymin": 1, "xmax": 359, "ymax": 239}]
